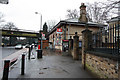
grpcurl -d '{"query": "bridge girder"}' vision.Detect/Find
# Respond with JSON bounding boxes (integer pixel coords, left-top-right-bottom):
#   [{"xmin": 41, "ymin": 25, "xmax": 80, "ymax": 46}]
[{"xmin": 1, "ymin": 29, "xmax": 39, "ymax": 38}]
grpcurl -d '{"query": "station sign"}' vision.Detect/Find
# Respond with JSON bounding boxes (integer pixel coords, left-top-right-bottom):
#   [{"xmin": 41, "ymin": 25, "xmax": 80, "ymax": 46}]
[{"xmin": 57, "ymin": 28, "xmax": 62, "ymax": 34}]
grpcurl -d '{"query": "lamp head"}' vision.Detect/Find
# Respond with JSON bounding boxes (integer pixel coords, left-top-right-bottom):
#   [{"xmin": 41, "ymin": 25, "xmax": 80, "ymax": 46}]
[{"xmin": 35, "ymin": 12, "xmax": 38, "ymax": 14}]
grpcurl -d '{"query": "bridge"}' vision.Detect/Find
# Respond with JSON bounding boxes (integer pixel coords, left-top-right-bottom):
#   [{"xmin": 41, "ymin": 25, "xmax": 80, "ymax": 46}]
[
  {"xmin": 1, "ymin": 29, "xmax": 39, "ymax": 38},
  {"xmin": 0, "ymin": 29, "xmax": 40, "ymax": 46}
]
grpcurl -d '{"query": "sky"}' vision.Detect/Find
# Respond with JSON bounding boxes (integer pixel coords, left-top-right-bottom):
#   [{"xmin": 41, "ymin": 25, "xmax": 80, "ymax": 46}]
[{"xmin": 0, "ymin": 0, "xmax": 107, "ymax": 31}]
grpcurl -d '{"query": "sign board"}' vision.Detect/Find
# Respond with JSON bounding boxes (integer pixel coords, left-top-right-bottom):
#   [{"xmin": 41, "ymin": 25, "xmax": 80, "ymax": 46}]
[
  {"xmin": 39, "ymin": 37, "xmax": 46, "ymax": 40},
  {"xmin": 57, "ymin": 28, "xmax": 62, "ymax": 34},
  {"xmin": 42, "ymin": 33, "xmax": 46, "ymax": 40},
  {"xmin": 63, "ymin": 40, "xmax": 69, "ymax": 42},
  {"xmin": 42, "ymin": 33, "xmax": 45, "ymax": 37},
  {"xmin": 0, "ymin": 0, "xmax": 8, "ymax": 4},
  {"xmin": 42, "ymin": 37, "xmax": 46, "ymax": 40}
]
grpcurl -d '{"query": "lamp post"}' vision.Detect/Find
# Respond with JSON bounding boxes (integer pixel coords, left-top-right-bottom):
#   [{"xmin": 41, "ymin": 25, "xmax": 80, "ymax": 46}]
[{"xmin": 35, "ymin": 12, "xmax": 42, "ymax": 58}]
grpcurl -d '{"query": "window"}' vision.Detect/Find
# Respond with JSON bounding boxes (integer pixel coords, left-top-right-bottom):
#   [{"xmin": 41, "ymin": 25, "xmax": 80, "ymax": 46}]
[{"xmin": 79, "ymin": 41, "xmax": 82, "ymax": 48}]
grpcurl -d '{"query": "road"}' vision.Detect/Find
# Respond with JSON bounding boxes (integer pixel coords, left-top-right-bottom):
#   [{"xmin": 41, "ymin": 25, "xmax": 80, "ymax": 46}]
[
  {"xmin": 0, "ymin": 46, "xmax": 26, "ymax": 79},
  {"xmin": 1, "ymin": 47, "xmax": 21, "ymax": 58}
]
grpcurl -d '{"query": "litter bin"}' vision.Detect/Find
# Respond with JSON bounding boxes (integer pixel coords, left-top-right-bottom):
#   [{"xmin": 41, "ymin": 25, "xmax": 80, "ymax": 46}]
[
  {"xmin": 37, "ymin": 49, "xmax": 42, "ymax": 58},
  {"xmin": 63, "ymin": 47, "xmax": 66, "ymax": 52}
]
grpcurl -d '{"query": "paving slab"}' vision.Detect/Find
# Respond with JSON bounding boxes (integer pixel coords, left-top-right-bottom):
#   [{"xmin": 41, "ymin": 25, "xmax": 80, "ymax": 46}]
[{"xmin": 8, "ymin": 48, "xmax": 97, "ymax": 79}]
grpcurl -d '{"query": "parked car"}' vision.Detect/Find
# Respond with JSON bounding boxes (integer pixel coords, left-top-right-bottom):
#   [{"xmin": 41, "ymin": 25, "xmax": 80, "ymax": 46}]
[
  {"xmin": 15, "ymin": 44, "xmax": 23, "ymax": 49},
  {"xmin": 25, "ymin": 44, "xmax": 30, "ymax": 48},
  {"xmin": 1, "ymin": 43, "xmax": 4, "ymax": 47}
]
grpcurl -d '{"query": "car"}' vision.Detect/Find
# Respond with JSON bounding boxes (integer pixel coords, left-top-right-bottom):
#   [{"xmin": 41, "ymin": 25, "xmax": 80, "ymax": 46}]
[
  {"xmin": 1, "ymin": 43, "xmax": 4, "ymax": 47},
  {"xmin": 25, "ymin": 44, "xmax": 30, "ymax": 48},
  {"xmin": 15, "ymin": 44, "xmax": 23, "ymax": 49}
]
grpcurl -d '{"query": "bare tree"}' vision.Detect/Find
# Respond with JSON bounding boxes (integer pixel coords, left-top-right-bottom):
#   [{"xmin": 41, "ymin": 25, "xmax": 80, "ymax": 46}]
[
  {"xmin": 66, "ymin": 9, "xmax": 79, "ymax": 19},
  {"xmin": 102, "ymin": 0, "xmax": 120, "ymax": 15},
  {"xmin": 65, "ymin": 0, "xmax": 119, "ymax": 23},
  {"xmin": 2, "ymin": 22, "xmax": 18, "ymax": 31},
  {"xmin": 86, "ymin": 2, "xmax": 106, "ymax": 23},
  {"xmin": 0, "ymin": 12, "xmax": 5, "ymax": 23},
  {"xmin": 86, "ymin": 0, "xmax": 120, "ymax": 23},
  {"xmin": 47, "ymin": 20, "xmax": 57, "ymax": 32}
]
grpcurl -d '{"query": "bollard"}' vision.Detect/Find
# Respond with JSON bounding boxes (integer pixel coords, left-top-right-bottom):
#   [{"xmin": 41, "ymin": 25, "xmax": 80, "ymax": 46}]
[
  {"xmin": 21, "ymin": 54, "xmax": 25, "ymax": 75},
  {"xmin": 31, "ymin": 45, "xmax": 33, "ymax": 51},
  {"xmin": 2, "ymin": 60, "xmax": 10, "ymax": 80},
  {"xmin": 37, "ymin": 49, "xmax": 42, "ymax": 59},
  {"xmin": 28, "ymin": 47, "xmax": 31, "ymax": 60}
]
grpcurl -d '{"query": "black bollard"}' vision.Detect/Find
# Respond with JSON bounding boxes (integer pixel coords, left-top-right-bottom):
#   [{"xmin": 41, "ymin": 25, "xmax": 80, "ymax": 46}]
[
  {"xmin": 37, "ymin": 49, "xmax": 42, "ymax": 59},
  {"xmin": 21, "ymin": 54, "xmax": 25, "ymax": 75},
  {"xmin": 2, "ymin": 60, "xmax": 10, "ymax": 80},
  {"xmin": 28, "ymin": 47, "xmax": 31, "ymax": 60},
  {"xmin": 31, "ymin": 45, "xmax": 33, "ymax": 50}
]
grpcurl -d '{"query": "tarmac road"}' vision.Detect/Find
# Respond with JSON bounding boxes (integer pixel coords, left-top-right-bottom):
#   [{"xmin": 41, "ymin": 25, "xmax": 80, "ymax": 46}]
[
  {"xmin": 1, "ymin": 46, "xmax": 21, "ymax": 58},
  {"xmin": 0, "ymin": 46, "xmax": 21, "ymax": 79}
]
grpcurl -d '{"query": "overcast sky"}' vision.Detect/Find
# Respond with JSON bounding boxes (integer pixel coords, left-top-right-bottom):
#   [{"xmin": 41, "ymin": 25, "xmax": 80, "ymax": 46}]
[{"xmin": 0, "ymin": 0, "xmax": 107, "ymax": 31}]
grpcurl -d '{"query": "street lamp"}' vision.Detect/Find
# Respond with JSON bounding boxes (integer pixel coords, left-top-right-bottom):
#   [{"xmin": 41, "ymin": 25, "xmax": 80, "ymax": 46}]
[
  {"xmin": 35, "ymin": 12, "xmax": 42, "ymax": 49},
  {"xmin": 35, "ymin": 12, "xmax": 42, "ymax": 31},
  {"xmin": 35, "ymin": 12, "xmax": 42, "ymax": 58}
]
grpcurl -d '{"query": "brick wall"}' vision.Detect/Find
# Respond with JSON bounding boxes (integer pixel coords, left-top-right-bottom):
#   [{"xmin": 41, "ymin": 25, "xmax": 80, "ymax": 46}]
[
  {"xmin": 68, "ymin": 25, "xmax": 99, "ymax": 40},
  {"xmin": 38, "ymin": 40, "xmax": 49, "ymax": 49},
  {"xmin": 81, "ymin": 26, "xmax": 120, "ymax": 79},
  {"xmin": 85, "ymin": 53, "xmax": 119, "ymax": 78}
]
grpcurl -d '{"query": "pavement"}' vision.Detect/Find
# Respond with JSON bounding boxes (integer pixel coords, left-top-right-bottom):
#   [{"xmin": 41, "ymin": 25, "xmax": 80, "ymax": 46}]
[{"xmin": 8, "ymin": 47, "xmax": 97, "ymax": 79}]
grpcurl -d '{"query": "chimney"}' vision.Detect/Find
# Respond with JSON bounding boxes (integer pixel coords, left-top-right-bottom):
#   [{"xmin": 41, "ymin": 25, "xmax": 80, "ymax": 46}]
[{"xmin": 78, "ymin": 3, "xmax": 88, "ymax": 22}]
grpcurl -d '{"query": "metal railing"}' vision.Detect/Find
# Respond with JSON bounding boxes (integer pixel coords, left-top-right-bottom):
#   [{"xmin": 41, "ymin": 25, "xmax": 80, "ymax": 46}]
[{"xmin": 92, "ymin": 22, "xmax": 120, "ymax": 55}]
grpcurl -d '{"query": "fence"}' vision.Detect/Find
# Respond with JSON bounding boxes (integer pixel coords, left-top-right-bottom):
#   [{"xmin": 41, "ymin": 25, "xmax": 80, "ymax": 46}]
[{"xmin": 92, "ymin": 22, "xmax": 120, "ymax": 55}]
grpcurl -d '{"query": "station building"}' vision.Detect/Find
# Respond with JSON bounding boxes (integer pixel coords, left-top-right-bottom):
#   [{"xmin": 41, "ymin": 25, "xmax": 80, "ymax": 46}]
[{"xmin": 48, "ymin": 3, "xmax": 107, "ymax": 51}]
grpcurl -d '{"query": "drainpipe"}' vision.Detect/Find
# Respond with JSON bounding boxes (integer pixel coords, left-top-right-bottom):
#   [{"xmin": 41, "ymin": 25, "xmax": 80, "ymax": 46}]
[
  {"xmin": 64, "ymin": 22, "xmax": 67, "ymax": 40},
  {"xmin": 68, "ymin": 24, "xmax": 70, "ymax": 39}
]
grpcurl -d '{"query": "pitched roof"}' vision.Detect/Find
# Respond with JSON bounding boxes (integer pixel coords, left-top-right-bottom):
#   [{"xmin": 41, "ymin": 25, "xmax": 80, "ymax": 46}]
[
  {"xmin": 107, "ymin": 16, "xmax": 120, "ymax": 23},
  {"xmin": 48, "ymin": 18, "xmax": 107, "ymax": 35},
  {"xmin": 63, "ymin": 18, "xmax": 107, "ymax": 25}
]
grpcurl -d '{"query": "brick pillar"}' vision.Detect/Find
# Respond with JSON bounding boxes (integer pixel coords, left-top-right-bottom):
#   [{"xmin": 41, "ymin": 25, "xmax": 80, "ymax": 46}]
[
  {"xmin": 81, "ymin": 28, "xmax": 92, "ymax": 69},
  {"xmin": 73, "ymin": 32, "xmax": 79, "ymax": 60},
  {"xmin": 68, "ymin": 36, "xmax": 73, "ymax": 55}
]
